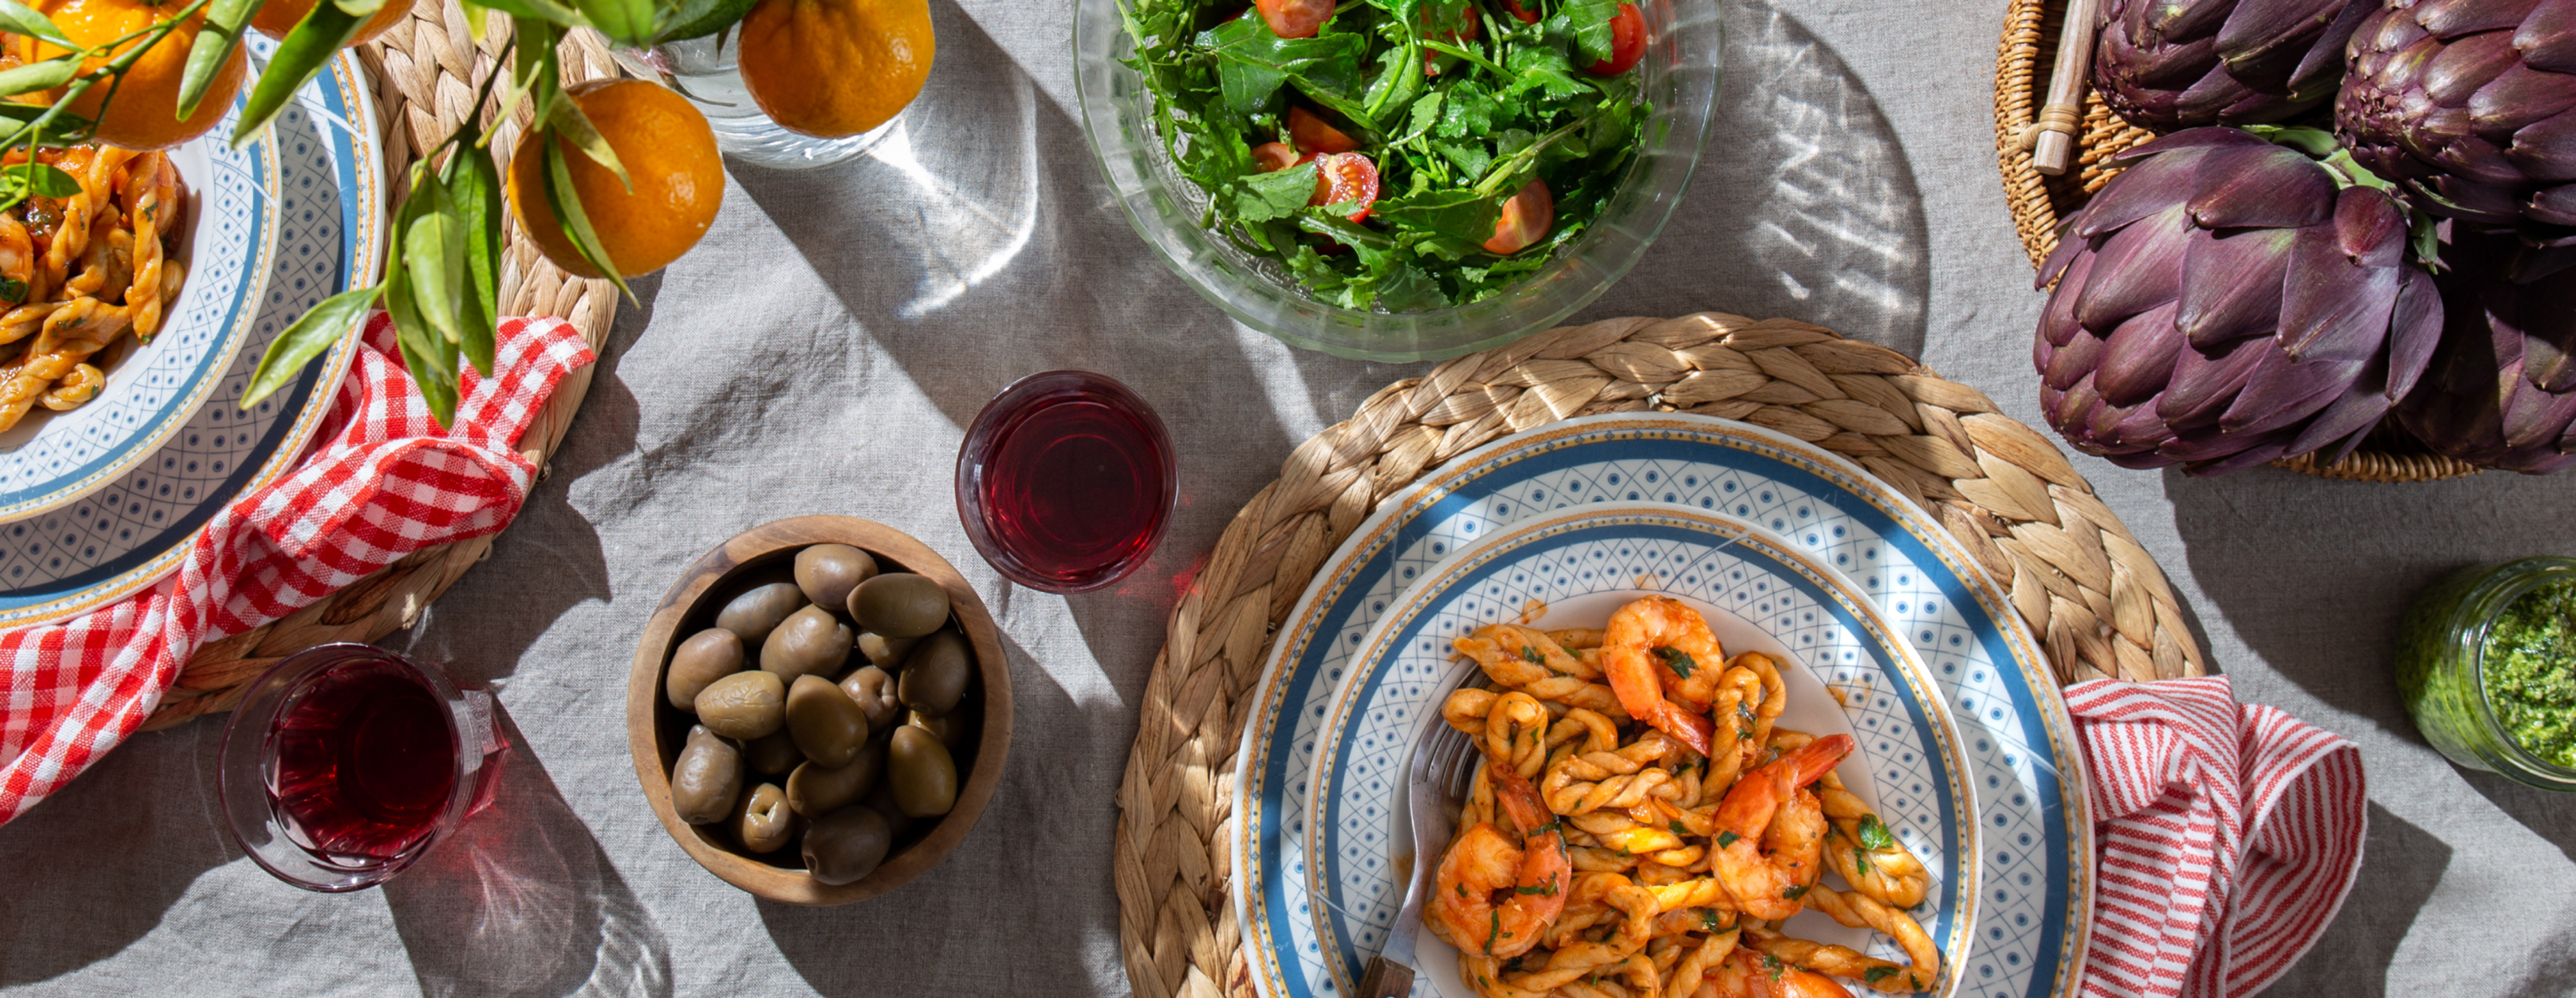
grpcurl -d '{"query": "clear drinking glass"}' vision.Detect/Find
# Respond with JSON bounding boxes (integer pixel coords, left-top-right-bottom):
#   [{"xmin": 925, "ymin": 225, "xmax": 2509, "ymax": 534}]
[
  {"xmin": 217, "ymin": 644, "xmax": 511, "ymax": 891},
  {"xmin": 612, "ymin": 33, "xmax": 897, "ymax": 170}
]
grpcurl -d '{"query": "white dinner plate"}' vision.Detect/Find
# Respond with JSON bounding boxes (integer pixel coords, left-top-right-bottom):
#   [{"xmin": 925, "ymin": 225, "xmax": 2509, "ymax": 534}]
[
  {"xmin": 1306, "ymin": 503, "xmax": 1977, "ymax": 997},
  {"xmin": 0, "ymin": 45, "xmax": 382, "ymax": 626}
]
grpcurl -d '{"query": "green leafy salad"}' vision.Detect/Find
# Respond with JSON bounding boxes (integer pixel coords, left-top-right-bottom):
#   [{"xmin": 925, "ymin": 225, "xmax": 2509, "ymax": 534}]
[{"xmin": 1119, "ymin": 0, "xmax": 1652, "ymax": 312}]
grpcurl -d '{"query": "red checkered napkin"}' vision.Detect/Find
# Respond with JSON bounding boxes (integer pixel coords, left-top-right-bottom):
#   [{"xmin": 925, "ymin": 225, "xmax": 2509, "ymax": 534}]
[
  {"xmin": 0, "ymin": 312, "xmax": 593, "ymax": 827},
  {"xmin": 2070, "ymin": 677, "xmax": 2367, "ymax": 998}
]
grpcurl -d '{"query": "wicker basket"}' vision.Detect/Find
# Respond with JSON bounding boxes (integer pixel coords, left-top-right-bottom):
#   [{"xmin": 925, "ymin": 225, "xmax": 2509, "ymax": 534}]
[
  {"xmin": 1992, "ymin": 0, "xmax": 2482, "ymax": 484},
  {"xmin": 137, "ymin": 3, "xmax": 621, "ymax": 731}
]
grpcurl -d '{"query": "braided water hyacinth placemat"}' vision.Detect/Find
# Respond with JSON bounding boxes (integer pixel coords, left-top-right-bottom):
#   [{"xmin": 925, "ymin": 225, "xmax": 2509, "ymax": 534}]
[
  {"xmin": 1113, "ymin": 312, "xmax": 2210, "ymax": 998},
  {"xmin": 1991, "ymin": 0, "xmax": 2480, "ymax": 484},
  {"xmin": 138, "ymin": 3, "xmax": 620, "ymax": 731}
]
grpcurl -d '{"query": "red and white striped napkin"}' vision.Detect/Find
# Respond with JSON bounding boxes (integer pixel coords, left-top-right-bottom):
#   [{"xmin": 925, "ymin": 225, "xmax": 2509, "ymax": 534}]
[
  {"xmin": 0, "ymin": 312, "xmax": 593, "ymax": 827},
  {"xmin": 2069, "ymin": 676, "xmax": 2367, "ymax": 998}
]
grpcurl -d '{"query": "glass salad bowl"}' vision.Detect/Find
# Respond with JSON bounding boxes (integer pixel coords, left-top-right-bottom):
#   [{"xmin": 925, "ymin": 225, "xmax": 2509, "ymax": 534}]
[{"xmin": 1072, "ymin": 0, "xmax": 1723, "ymax": 362}]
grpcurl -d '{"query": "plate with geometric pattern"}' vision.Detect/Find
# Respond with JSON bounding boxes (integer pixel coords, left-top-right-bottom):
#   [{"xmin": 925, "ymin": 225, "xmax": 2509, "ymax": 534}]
[
  {"xmin": 1305, "ymin": 503, "xmax": 1977, "ymax": 997},
  {"xmin": 0, "ymin": 46, "xmax": 381, "ymax": 626},
  {"xmin": 1231, "ymin": 414, "xmax": 2089, "ymax": 998}
]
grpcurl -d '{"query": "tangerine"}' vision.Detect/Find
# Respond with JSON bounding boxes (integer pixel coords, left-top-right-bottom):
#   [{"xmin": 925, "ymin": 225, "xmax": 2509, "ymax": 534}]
[
  {"xmin": 17, "ymin": 0, "xmax": 246, "ymax": 150},
  {"xmin": 505, "ymin": 79, "xmax": 722, "ymax": 280},
  {"xmin": 249, "ymin": 0, "xmax": 411, "ymax": 44},
  {"xmin": 735, "ymin": 0, "xmax": 933, "ymax": 139}
]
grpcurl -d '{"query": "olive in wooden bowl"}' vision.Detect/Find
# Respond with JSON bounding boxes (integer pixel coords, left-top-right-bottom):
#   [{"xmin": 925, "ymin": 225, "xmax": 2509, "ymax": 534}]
[{"xmin": 629, "ymin": 515, "xmax": 1012, "ymax": 904}]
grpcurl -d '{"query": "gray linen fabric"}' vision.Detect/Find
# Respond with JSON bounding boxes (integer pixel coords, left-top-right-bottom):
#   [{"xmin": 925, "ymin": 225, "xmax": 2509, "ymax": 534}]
[{"xmin": 3, "ymin": 0, "xmax": 2569, "ymax": 994}]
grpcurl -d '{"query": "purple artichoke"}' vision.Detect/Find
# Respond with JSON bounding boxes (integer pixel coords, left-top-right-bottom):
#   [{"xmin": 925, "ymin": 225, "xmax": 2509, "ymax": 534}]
[
  {"xmin": 2035, "ymin": 128, "xmax": 2445, "ymax": 475},
  {"xmin": 2338, "ymin": 0, "xmax": 2576, "ymax": 231},
  {"xmin": 2094, "ymin": 0, "xmax": 2377, "ymax": 131},
  {"xmin": 2398, "ymin": 230, "xmax": 2576, "ymax": 471}
]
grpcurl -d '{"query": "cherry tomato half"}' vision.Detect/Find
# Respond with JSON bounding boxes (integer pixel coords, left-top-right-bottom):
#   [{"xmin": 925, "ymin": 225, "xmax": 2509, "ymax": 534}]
[
  {"xmin": 1585, "ymin": 3, "xmax": 1646, "ymax": 76},
  {"xmin": 1498, "ymin": 0, "xmax": 1540, "ymax": 23},
  {"xmin": 1255, "ymin": 0, "xmax": 1334, "ymax": 39},
  {"xmin": 1252, "ymin": 142, "xmax": 1302, "ymax": 173},
  {"xmin": 1287, "ymin": 107, "xmax": 1360, "ymax": 155},
  {"xmin": 1311, "ymin": 152, "xmax": 1380, "ymax": 222},
  {"xmin": 1483, "ymin": 179, "xmax": 1554, "ymax": 254}
]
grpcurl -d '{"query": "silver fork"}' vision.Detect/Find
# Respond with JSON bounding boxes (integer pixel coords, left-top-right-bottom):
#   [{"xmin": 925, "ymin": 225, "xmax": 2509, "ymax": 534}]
[{"xmin": 1355, "ymin": 721, "xmax": 1483, "ymax": 998}]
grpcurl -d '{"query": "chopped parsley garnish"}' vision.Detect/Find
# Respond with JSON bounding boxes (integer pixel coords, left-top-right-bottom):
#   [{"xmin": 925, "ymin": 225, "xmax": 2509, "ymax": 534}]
[
  {"xmin": 1857, "ymin": 814, "xmax": 1896, "ymax": 851},
  {"xmin": 1781, "ymin": 885, "xmax": 1807, "ymax": 900},
  {"xmin": 1514, "ymin": 882, "xmax": 1558, "ymax": 895},
  {"xmin": 1853, "ymin": 850, "xmax": 1873, "ymax": 878},
  {"xmin": 1655, "ymin": 645, "xmax": 1696, "ymax": 678},
  {"xmin": 1716, "ymin": 831, "xmax": 1740, "ymax": 847},
  {"xmin": 1669, "ymin": 819, "xmax": 1689, "ymax": 837},
  {"xmin": 1865, "ymin": 967, "xmax": 1899, "ymax": 984},
  {"xmin": 1520, "ymin": 645, "xmax": 1544, "ymax": 664}
]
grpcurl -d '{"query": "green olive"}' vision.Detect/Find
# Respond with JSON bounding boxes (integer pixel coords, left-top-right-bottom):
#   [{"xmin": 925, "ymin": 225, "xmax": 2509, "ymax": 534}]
[
  {"xmin": 898, "ymin": 630, "xmax": 971, "ymax": 715},
  {"xmin": 761, "ymin": 604, "xmax": 852, "ymax": 680},
  {"xmin": 734, "ymin": 782, "xmax": 794, "ymax": 853},
  {"xmin": 862, "ymin": 779, "xmax": 915, "ymax": 839},
  {"xmin": 887, "ymin": 725, "xmax": 959, "ymax": 817},
  {"xmin": 848, "ymin": 573, "xmax": 950, "ymax": 638},
  {"xmin": 856, "ymin": 632, "xmax": 919, "ymax": 670},
  {"xmin": 694, "ymin": 670, "xmax": 785, "ymax": 740},
  {"xmin": 716, "ymin": 582, "xmax": 807, "ymax": 644},
  {"xmin": 669, "ymin": 725, "xmax": 743, "ymax": 825},
  {"xmin": 786, "ymin": 674, "xmax": 870, "ymax": 767},
  {"xmin": 794, "ymin": 544, "xmax": 879, "ymax": 612},
  {"xmin": 665, "ymin": 628, "xmax": 744, "ymax": 711},
  {"xmin": 907, "ymin": 709, "xmax": 974, "ymax": 751},
  {"xmin": 787, "ymin": 739, "xmax": 884, "ymax": 818},
  {"xmin": 839, "ymin": 665, "xmax": 905, "ymax": 731},
  {"xmin": 744, "ymin": 728, "xmax": 804, "ymax": 776},
  {"xmin": 802, "ymin": 806, "xmax": 893, "ymax": 886}
]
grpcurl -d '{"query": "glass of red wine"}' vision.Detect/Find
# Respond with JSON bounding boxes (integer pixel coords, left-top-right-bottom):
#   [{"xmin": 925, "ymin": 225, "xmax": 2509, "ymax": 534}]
[
  {"xmin": 956, "ymin": 370, "xmax": 1177, "ymax": 594},
  {"xmin": 217, "ymin": 644, "xmax": 509, "ymax": 892}
]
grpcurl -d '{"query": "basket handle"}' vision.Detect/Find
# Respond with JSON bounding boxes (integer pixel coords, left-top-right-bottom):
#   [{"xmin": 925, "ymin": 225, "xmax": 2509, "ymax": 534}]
[{"xmin": 2022, "ymin": 0, "xmax": 2101, "ymax": 176}]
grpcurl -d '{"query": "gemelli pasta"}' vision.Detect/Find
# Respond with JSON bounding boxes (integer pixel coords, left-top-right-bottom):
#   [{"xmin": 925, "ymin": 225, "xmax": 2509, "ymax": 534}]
[
  {"xmin": 0, "ymin": 144, "xmax": 188, "ymax": 433},
  {"xmin": 1430, "ymin": 598, "xmax": 1941, "ymax": 998}
]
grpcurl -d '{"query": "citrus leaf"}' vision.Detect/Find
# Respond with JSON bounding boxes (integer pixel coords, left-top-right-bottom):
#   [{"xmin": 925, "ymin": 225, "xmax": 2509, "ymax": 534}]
[
  {"xmin": 446, "ymin": 142, "xmax": 502, "ymax": 376},
  {"xmin": 489, "ymin": 16, "xmax": 558, "ymax": 130},
  {"xmin": 0, "ymin": 97, "xmax": 94, "ymax": 146},
  {"xmin": 0, "ymin": 0, "xmax": 71, "ymax": 47},
  {"xmin": 459, "ymin": 0, "xmax": 486, "ymax": 38},
  {"xmin": 178, "ymin": 0, "xmax": 257, "ymax": 117},
  {"xmin": 0, "ymin": 54, "xmax": 77, "ymax": 98},
  {"xmin": 572, "ymin": 0, "xmax": 651, "ymax": 47},
  {"xmin": 542, "ymin": 138, "xmax": 634, "ymax": 301},
  {"xmin": 241, "ymin": 283, "xmax": 375, "ymax": 406},
  {"xmin": 382, "ymin": 232, "xmax": 459, "ymax": 425},
  {"xmin": 403, "ymin": 181, "xmax": 465, "ymax": 347},
  {"xmin": 657, "ymin": 0, "xmax": 753, "ymax": 42},
  {"xmin": 231, "ymin": 0, "xmax": 364, "ymax": 146},
  {"xmin": 328, "ymin": 0, "xmax": 387, "ymax": 18},
  {"xmin": 471, "ymin": 0, "xmax": 580, "ymax": 23},
  {"xmin": 6, "ymin": 162, "xmax": 79, "ymax": 198},
  {"xmin": 546, "ymin": 93, "xmax": 631, "ymax": 191}
]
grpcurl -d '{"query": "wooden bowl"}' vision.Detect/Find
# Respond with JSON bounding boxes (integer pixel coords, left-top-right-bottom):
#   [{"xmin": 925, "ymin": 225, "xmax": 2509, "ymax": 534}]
[{"xmin": 627, "ymin": 515, "xmax": 1013, "ymax": 904}]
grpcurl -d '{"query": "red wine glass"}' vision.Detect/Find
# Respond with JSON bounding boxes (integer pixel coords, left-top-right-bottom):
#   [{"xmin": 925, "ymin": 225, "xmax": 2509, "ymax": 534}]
[
  {"xmin": 217, "ymin": 644, "xmax": 509, "ymax": 892},
  {"xmin": 955, "ymin": 370, "xmax": 1177, "ymax": 594}
]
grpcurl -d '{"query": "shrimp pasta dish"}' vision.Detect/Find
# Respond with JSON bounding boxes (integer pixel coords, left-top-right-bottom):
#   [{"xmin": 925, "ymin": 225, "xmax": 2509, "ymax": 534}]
[
  {"xmin": 0, "ymin": 144, "xmax": 187, "ymax": 434},
  {"xmin": 1430, "ymin": 595, "xmax": 1941, "ymax": 998}
]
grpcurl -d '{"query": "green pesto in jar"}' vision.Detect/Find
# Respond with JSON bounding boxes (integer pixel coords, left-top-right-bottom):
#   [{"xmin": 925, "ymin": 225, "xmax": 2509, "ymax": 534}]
[{"xmin": 2483, "ymin": 580, "xmax": 2576, "ymax": 768}]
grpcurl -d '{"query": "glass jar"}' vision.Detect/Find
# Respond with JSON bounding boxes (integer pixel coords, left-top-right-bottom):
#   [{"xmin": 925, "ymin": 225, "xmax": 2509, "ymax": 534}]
[
  {"xmin": 2396, "ymin": 556, "xmax": 2576, "ymax": 791},
  {"xmin": 610, "ymin": 32, "xmax": 897, "ymax": 170}
]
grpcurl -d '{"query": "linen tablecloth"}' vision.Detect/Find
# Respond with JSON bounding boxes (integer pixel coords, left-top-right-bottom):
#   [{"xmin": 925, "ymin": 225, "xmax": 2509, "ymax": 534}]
[{"xmin": 3, "ymin": 0, "xmax": 2568, "ymax": 995}]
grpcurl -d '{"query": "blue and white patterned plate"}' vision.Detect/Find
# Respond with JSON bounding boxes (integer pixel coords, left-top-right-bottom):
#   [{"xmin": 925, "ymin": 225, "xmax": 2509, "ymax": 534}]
[
  {"xmin": 0, "ymin": 46, "xmax": 381, "ymax": 626},
  {"xmin": 1307, "ymin": 504, "xmax": 1978, "ymax": 998},
  {"xmin": 1232, "ymin": 414, "xmax": 2091, "ymax": 998}
]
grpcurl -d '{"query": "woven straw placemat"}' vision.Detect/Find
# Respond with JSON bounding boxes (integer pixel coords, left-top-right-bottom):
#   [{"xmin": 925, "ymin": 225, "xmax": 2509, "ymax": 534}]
[
  {"xmin": 1113, "ymin": 312, "xmax": 2209, "ymax": 998},
  {"xmin": 138, "ymin": 4, "xmax": 619, "ymax": 731},
  {"xmin": 1990, "ymin": 0, "xmax": 2479, "ymax": 484}
]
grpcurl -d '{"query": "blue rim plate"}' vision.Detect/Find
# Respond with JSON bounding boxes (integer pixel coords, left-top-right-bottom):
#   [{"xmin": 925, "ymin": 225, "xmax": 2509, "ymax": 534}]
[
  {"xmin": 1230, "ymin": 413, "xmax": 2091, "ymax": 998},
  {"xmin": 1307, "ymin": 503, "xmax": 1978, "ymax": 997},
  {"xmin": 0, "ymin": 46, "xmax": 382, "ymax": 626}
]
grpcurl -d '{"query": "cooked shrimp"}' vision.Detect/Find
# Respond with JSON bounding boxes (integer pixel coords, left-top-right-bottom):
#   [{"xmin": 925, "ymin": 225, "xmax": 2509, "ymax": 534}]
[
  {"xmin": 1428, "ymin": 766, "xmax": 1571, "ymax": 958},
  {"xmin": 1709, "ymin": 734, "xmax": 1852, "ymax": 921},
  {"xmin": 0, "ymin": 212, "xmax": 32, "ymax": 299},
  {"xmin": 1696, "ymin": 946, "xmax": 1855, "ymax": 998},
  {"xmin": 1604, "ymin": 596, "xmax": 1722, "ymax": 754}
]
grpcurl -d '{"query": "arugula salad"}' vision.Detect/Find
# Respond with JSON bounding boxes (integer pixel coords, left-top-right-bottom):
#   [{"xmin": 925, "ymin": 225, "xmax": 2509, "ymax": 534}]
[{"xmin": 1119, "ymin": 0, "xmax": 1652, "ymax": 312}]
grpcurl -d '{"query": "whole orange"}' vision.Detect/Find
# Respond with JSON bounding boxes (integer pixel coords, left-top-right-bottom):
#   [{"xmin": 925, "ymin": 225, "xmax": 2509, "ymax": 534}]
[
  {"xmin": 18, "ymin": 0, "xmax": 246, "ymax": 150},
  {"xmin": 736, "ymin": 0, "xmax": 934, "ymax": 139},
  {"xmin": 505, "ymin": 79, "xmax": 722, "ymax": 280},
  {"xmin": 249, "ymin": 0, "xmax": 411, "ymax": 44}
]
